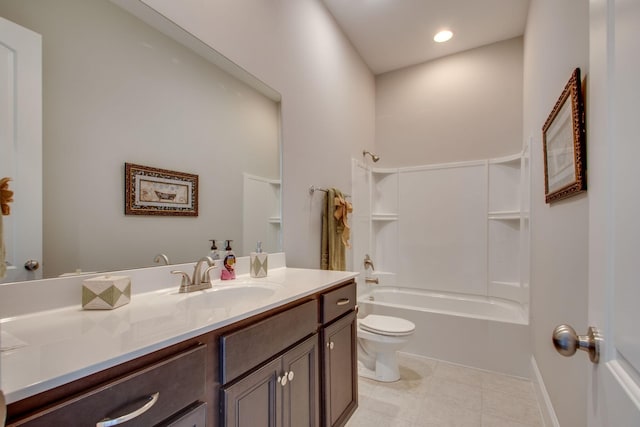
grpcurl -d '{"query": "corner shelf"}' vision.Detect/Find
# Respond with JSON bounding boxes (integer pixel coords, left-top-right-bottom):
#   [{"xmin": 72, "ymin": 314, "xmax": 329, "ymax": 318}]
[
  {"xmin": 486, "ymin": 146, "xmax": 530, "ymax": 304},
  {"xmin": 268, "ymin": 217, "xmax": 281, "ymax": 224},
  {"xmin": 372, "ymin": 213, "xmax": 399, "ymax": 221},
  {"xmin": 488, "ymin": 211, "xmax": 520, "ymax": 220}
]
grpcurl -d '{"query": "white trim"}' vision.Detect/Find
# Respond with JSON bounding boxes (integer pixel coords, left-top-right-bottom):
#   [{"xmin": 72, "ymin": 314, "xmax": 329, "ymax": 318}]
[
  {"xmin": 398, "ymin": 159, "xmax": 487, "ymax": 173},
  {"xmin": 531, "ymin": 355, "xmax": 560, "ymax": 427}
]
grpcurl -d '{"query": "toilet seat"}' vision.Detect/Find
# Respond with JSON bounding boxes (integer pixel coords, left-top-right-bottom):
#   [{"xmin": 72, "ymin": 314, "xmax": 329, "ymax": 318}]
[{"xmin": 359, "ymin": 314, "xmax": 415, "ymax": 337}]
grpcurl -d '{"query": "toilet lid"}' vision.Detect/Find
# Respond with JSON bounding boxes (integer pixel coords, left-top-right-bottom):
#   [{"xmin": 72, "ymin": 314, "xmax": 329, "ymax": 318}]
[{"xmin": 359, "ymin": 314, "xmax": 415, "ymax": 336}]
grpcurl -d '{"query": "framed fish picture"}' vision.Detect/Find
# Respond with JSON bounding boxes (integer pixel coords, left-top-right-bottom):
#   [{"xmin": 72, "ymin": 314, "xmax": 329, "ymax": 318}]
[{"xmin": 124, "ymin": 163, "xmax": 198, "ymax": 216}]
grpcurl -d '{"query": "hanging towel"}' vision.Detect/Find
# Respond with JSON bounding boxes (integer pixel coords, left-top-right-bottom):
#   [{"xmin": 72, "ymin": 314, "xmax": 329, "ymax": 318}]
[
  {"xmin": 321, "ymin": 188, "xmax": 353, "ymax": 271},
  {"xmin": 0, "ymin": 177, "xmax": 14, "ymax": 279}
]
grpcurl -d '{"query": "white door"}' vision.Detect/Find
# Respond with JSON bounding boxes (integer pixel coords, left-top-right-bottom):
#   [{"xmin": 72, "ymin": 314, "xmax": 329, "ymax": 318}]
[
  {"xmin": 0, "ymin": 16, "xmax": 42, "ymax": 284},
  {"xmin": 586, "ymin": 0, "xmax": 640, "ymax": 425},
  {"xmin": 0, "ymin": 17, "xmax": 41, "ymax": 425}
]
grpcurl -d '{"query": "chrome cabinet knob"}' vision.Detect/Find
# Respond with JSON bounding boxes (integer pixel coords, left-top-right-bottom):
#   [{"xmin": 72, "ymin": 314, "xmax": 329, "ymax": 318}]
[
  {"xmin": 279, "ymin": 373, "xmax": 288, "ymax": 386},
  {"xmin": 552, "ymin": 324, "xmax": 602, "ymax": 364},
  {"xmin": 287, "ymin": 371, "xmax": 294, "ymax": 382}
]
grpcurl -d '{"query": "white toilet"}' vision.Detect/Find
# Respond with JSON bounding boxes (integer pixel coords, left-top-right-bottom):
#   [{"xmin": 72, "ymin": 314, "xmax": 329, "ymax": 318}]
[{"xmin": 357, "ymin": 314, "xmax": 416, "ymax": 382}]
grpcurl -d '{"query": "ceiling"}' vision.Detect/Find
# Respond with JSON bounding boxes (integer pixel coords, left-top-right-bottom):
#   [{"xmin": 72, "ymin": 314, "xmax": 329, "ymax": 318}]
[{"xmin": 321, "ymin": 0, "xmax": 531, "ymax": 75}]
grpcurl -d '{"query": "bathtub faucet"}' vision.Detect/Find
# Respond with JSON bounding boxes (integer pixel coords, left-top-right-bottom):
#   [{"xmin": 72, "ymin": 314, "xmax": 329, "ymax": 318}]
[
  {"xmin": 365, "ymin": 277, "xmax": 379, "ymax": 285},
  {"xmin": 364, "ymin": 254, "xmax": 375, "ymax": 271}
]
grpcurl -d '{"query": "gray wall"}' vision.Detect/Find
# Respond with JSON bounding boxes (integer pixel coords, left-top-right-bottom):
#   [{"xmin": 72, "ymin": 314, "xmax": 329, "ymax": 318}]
[
  {"xmin": 523, "ymin": 0, "xmax": 589, "ymax": 425},
  {"xmin": 142, "ymin": 0, "xmax": 376, "ymax": 269},
  {"xmin": 375, "ymin": 37, "xmax": 524, "ymax": 167}
]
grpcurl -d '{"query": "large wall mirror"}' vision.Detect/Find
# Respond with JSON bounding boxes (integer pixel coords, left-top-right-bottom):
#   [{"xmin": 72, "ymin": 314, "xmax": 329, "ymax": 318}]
[{"xmin": 0, "ymin": 0, "xmax": 282, "ymax": 280}]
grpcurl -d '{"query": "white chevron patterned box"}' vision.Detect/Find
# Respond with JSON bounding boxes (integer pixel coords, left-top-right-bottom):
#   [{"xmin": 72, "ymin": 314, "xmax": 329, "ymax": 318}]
[{"xmin": 82, "ymin": 275, "xmax": 131, "ymax": 310}]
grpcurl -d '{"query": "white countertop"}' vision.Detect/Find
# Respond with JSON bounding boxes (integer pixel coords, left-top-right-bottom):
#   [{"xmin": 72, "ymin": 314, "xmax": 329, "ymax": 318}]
[{"xmin": 1, "ymin": 265, "xmax": 358, "ymax": 403}]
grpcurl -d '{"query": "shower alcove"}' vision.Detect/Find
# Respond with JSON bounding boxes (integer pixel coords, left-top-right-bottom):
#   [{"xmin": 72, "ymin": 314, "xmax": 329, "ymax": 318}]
[{"xmin": 351, "ymin": 142, "xmax": 531, "ymax": 376}]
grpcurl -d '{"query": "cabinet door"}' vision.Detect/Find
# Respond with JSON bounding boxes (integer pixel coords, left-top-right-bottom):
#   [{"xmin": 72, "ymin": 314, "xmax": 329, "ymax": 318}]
[
  {"xmin": 222, "ymin": 358, "xmax": 282, "ymax": 427},
  {"xmin": 322, "ymin": 312, "xmax": 358, "ymax": 427},
  {"xmin": 281, "ymin": 334, "xmax": 319, "ymax": 427}
]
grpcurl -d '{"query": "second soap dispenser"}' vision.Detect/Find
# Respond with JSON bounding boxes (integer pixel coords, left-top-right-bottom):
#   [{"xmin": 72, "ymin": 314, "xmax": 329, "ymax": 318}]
[
  {"xmin": 221, "ymin": 240, "xmax": 236, "ymax": 280},
  {"xmin": 250, "ymin": 241, "xmax": 268, "ymax": 278},
  {"xmin": 208, "ymin": 239, "xmax": 220, "ymax": 260}
]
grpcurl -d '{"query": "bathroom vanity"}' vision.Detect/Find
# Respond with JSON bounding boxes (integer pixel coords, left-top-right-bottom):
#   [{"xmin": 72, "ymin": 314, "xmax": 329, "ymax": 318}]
[{"xmin": 1, "ymin": 264, "xmax": 358, "ymax": 427}]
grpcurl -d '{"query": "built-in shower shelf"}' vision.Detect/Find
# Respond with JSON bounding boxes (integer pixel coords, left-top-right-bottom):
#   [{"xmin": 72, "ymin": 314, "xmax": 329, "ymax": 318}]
[
  {"xmin": 372, "ymin": 213, "xmax": 399, "ymax": 221},
  {"xmin": 490, "ymin": 280, "xmax": 520, "ymax": 287},
  {"xmin": 488, "ymin": 211, "xmax": 520, "ymax": 220}
]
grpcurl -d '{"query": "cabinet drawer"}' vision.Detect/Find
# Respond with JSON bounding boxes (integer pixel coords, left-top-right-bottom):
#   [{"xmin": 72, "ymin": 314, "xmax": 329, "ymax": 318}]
[
  {"xmin": 13, "ymin": 345, "xmax": 206, "ymax": 427},
  {"xmin": 321, "ymin": 282, "xmax": 356, "ymax": 324},
  {"xmin": 161, "ymin": 402, "xmax": 207, "ymax": 427},
  {"xmin": 221, "ymin": 300, "xmax": 318, "ymax": 384}
]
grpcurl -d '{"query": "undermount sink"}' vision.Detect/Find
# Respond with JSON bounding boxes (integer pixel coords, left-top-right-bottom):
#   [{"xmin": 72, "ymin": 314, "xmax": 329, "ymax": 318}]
[{"xmin": 174, "ymin": 281, "xmax": 284, "ymax": 309}]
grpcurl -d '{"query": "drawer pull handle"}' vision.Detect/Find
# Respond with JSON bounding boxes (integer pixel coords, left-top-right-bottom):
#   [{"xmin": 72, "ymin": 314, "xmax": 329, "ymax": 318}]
[
  {"xmin": 97, "ymin": 392, "xmax": 159, "ymax": 427},
  {"xmin": 336, "ymin": 298, "xmax": 350, "ymax": 306}
]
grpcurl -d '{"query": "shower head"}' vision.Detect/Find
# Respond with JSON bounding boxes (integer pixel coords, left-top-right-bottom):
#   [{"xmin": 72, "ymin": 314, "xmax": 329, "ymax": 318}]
[{"xmin": 363, "ymin": 150, "xmax": 380, "ymax": 163}]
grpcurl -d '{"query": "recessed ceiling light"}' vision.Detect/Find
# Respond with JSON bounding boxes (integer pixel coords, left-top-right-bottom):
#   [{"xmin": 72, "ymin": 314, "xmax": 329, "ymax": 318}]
[{"xmin": 434, "ymin": 30, "xmax": 453, "ymax": 43}]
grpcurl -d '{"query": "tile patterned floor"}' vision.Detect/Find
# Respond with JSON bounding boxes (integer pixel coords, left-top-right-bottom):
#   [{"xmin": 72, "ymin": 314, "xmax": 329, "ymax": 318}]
[{"xmin": 346, "ymin": 353, "xmax": 544, "ymax": 427}]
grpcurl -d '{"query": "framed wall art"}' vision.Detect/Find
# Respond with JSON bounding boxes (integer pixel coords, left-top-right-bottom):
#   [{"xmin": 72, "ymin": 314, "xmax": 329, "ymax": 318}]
[
  {"xmin": 124, "ymin": 163, "xmax": 198, "ymax": 216},
  {"xmin": 542, "ymin": 67, "xmax": 586, "ymax": 203}
]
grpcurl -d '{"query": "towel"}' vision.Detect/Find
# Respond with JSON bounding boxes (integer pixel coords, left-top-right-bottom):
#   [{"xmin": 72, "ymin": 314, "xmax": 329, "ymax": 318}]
[
  {"xmin": 0, "ymin": 177, "xmax": 13, "ymax": 279},
  {"xmin": 321, "ymin": 188, "xmax": 353, "ymax": 271},
  {"xmin": 0, "ymin": 213, "xmax": 4, "ymax": 279}
]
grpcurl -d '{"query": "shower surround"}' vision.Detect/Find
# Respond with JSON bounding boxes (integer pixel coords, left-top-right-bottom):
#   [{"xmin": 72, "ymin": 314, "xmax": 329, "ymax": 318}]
[{"xmin": 351, "ymin": 145, "xmax": 530, "ymax": 376}]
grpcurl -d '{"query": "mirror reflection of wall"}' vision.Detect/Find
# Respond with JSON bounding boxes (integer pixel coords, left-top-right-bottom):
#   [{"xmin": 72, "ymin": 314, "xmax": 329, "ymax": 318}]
[{"xmin": 0, "ymin": 0, "xmax": 281, "ymax": 278}]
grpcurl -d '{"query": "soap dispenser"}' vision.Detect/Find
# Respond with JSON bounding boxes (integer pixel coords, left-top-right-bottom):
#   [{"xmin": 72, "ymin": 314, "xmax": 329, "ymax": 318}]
[
  {"xmin": 208, "ymin": 239, "xmax": 220, "ymax": 260},
  {"xmin": 221, "ymin": 240, "xmax": 236, "ymax": 280},
  {"xmin": 250, "ymin": 241, "xmax": 268, "ymax": 278}
]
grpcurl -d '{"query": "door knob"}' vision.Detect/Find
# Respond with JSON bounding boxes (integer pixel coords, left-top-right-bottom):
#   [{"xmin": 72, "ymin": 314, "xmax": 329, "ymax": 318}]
[
  {"xmin": 552, "ymin": 324, "xmax": 602, "ymax": 364},
  {"xmin": 24, "ymin": 259, "xmax": 40, "ymax": 271}
]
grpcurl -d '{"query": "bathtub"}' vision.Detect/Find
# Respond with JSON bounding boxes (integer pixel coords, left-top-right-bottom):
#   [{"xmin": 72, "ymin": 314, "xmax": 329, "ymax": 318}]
[{"xmin": 358, "ymin": 286, "xmax": 531, "ymax": 377}]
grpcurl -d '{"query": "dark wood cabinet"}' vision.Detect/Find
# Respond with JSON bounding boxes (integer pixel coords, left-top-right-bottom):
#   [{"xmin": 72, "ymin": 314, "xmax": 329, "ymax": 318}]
[
  {"xmin": 6, "ymin": 279, "xmax": 358, "ymax": 427},
  {"xmin": 320, "ymin": 282, "xmax": 358, "ymax": 427},
  {"xmin": 281, "ymin": 334, "xmax": 320, "ymax": 427},
  {"xmin": 321, "ymin": 311, "xmax": 358, "ymax": 427},
  {"xmin": 222, "ymin": 356, "xmax": 282, "ymax": 427},
  {"xmin": 221, "ymin": 334, "xmax": 319, "ymax": 427}
]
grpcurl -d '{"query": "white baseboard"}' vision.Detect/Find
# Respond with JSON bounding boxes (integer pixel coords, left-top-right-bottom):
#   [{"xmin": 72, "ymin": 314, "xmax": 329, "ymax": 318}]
[{"xmin": 530, "ymin": 355, "xmax": 560, "ymax": 427}]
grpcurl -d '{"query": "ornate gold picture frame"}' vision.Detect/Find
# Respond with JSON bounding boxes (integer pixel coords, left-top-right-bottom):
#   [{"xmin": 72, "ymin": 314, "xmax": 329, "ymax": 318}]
[
  {"xmin": 542, "ymin": 68, "xmax": 586, "ymax": 203},
  {"xmin": 125, "ymin": 163, "xmax": 198, "ymax": 216}
]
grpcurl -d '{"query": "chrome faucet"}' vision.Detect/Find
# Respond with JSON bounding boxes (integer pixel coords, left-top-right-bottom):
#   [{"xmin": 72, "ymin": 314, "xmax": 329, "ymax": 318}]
[
  {"xmin": 153, "ymin": 253, "xmax": 170, "ymax": 265},
  {"xmin": 171, "ymin": 256, "xmax": 216, "ymax": 293},
  {"xmin": 364, "ymin": 254, "xmax": 375, "ymax": 271}
]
